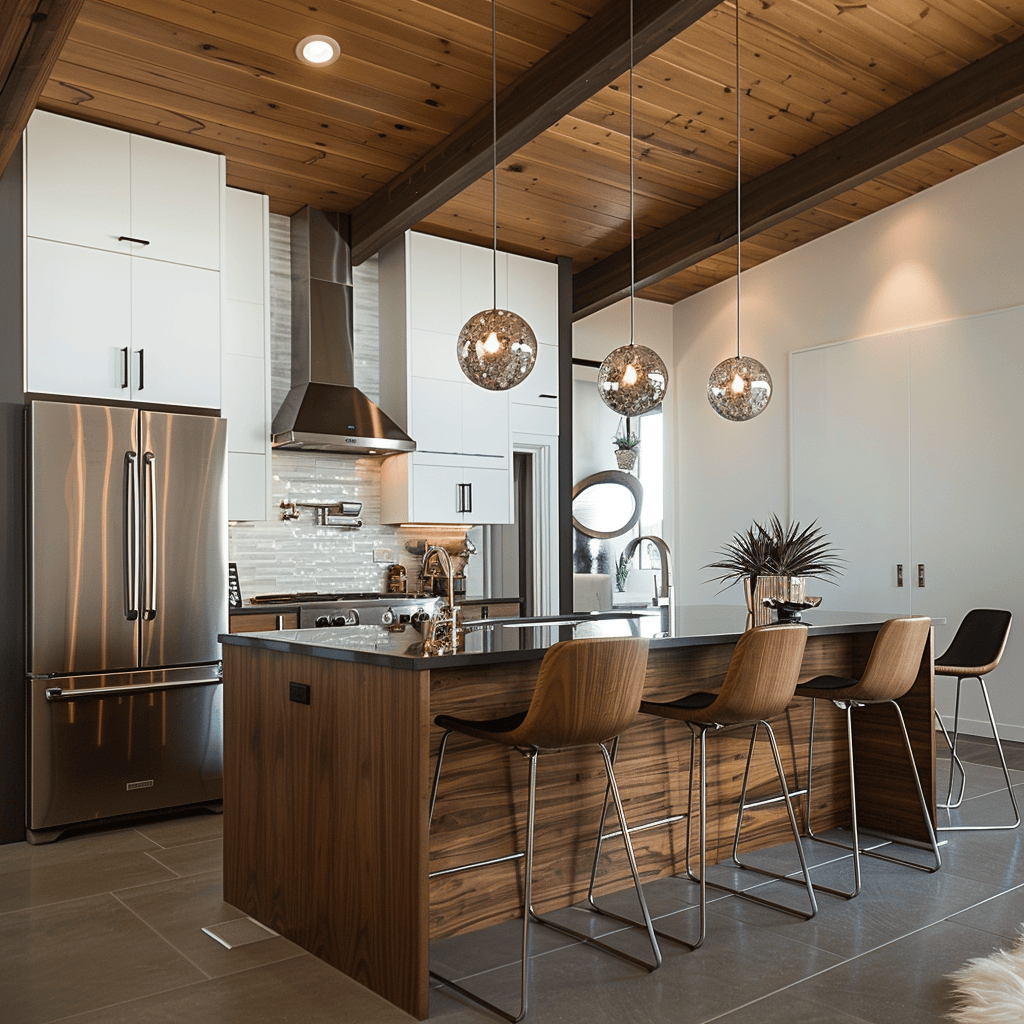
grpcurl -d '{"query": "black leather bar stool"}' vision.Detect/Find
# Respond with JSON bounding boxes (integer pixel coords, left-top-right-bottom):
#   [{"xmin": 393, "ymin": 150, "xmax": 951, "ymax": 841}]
[
  {"xmin": 934, "ymin": 609, "xmax": 1019, "ymax": 832},
  {"xmin": 792, "ymin": 616, "xmax": 941, "ymax": 899},
  {"xmin": 428, "ymin": 636, "xmax": 661, "ymax": 1023},
  {"xmin": 590, "ymin": 623, "xmax": 816, "ymax": 950}
]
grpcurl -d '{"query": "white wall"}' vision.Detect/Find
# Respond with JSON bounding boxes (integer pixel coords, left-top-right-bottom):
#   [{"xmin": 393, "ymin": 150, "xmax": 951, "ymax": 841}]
[
  {"xmin": 573, "ymin": 297, "xmax": 675, "ymax": 598},
  {"xmin": 671, "ymin": 143, "xmax": 1024, "ymax": 738}
]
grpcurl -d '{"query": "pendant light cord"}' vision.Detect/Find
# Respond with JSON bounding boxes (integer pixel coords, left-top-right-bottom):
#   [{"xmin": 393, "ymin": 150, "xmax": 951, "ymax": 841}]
[
  {"xmin": 492, "ymin": 0, "xmax": 498, "ymax": 310},
  {"xmin": 735, "ymin": 0, "xmax": 742, "ymax": 360},
  {"xmin": 629, "ymin": 0, "xmax": 635, "ymax": 348}
]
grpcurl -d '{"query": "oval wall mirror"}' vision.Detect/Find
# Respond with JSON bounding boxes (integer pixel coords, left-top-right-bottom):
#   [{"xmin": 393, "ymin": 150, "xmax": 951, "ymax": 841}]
[{"xmin": 571, "ymin": 470, "xmax": 644, "ymax": 539}]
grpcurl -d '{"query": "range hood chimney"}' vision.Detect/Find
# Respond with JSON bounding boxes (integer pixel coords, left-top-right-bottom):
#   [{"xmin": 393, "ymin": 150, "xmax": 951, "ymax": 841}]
[{"xmin": 271, "ymin": 207, "xmax": 415, "ymax": 456}]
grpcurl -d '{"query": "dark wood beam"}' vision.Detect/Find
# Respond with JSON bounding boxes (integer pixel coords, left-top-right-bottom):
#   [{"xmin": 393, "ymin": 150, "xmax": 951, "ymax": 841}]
[
  {"xmin": 349, "ymin": 0, "xmax": 721, "ymax": 265},
  {"xmin": 0, "ymin": 0, "xmax": 84, "ymax": 177},
  {"xmin": 573, "ymin": 33, "xmax": 1024, "ymax": 320}
]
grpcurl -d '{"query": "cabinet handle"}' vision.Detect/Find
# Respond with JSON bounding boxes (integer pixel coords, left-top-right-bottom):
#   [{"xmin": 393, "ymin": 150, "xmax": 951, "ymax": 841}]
[
  {"xmin": 456, "ymin": 483, "xmax": 465, "ymax": 513},
  {"xmin": 464, "ymin": 482, "xmax": 472, "ymax": 514},
  {"xmin": 896, "ymin": 563, "xmax": 903, "ymax": 587},
  {"xmin": 137, "ymin": 349, "xmax": 145, "ymax": 390},
  {"xmin": 539, "ymin": 393, "xmax": 557, "ymax": 399},
  {"xmin": 120, "ymin": 347, "xmax": 129, "ymax": 389},
  {"xmin": 118, "ymin": 235, "xmax": 151, "ymax": 246},
  {"xmin": 918, "ymin": 563, "xmax": 926, "ymax": 588}
]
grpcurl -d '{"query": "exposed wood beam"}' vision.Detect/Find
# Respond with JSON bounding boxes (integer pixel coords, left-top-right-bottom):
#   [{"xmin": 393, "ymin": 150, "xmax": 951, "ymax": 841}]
[
  {"xmin": 349, "ymin": 0, "xmax": 721, "ymax": 265},
  {"xmin": 573, "ymin": 34, "xmax": 1024, "ymax": 320},
  {"xmin": 0, "ymin": 0, "xmax": 84, "ymax": 177}
]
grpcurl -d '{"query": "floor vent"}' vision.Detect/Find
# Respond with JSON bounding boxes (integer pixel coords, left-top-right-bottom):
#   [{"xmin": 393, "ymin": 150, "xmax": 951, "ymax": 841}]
[{"xmin": 202, "ymin": 917, "xmax": 278, "ymax": 949}]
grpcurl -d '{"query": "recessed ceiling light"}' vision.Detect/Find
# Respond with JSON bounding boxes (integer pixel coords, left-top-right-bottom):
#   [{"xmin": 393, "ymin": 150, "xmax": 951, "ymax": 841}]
[{"xmin": 295, "ymin": 35, "xmax": 340, "ymax": 67}]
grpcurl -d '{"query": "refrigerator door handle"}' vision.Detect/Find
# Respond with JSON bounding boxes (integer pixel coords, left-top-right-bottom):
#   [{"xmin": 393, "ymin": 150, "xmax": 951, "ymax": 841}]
[
  {"xmin": 123, "ymin": 451, "xmax": 139, "ymax": 622},
  {"xmin": 142, "ymin": 451, "xmax": 157, "ymax": 621},
  {"xmin": 45, "ymin": 676, "xmax": 221, "ymax": 702}
]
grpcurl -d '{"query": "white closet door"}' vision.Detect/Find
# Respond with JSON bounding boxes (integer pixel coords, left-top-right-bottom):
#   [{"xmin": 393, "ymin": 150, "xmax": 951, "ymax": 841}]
[
  {"xmin": 909, "ymin": 306, "xmax": 1024, "ymax": 739},
  {"xmin": 790, "ymin": 335, "xmax": 911, "ymax": 614}
]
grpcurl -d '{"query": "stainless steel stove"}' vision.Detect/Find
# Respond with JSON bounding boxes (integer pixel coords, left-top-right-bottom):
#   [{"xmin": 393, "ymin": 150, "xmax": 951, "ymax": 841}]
[{"xmin": 249, "ymin": 591, "xmax": 443, "ymax": 629}]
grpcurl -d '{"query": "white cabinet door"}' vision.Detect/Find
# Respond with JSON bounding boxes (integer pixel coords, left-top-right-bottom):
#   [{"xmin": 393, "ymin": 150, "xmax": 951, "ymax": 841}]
[
  {"xmin": 26, "ymin": 111, "xmax": 131, "ymax": 254},
  {"xmin": 131, "ymin": 260, "xmax": 221, "ymax": 408},
  {"xmin": 511, "ymin": 342, "xmax": 559, "ymax": 408},
  {"xmin": 409, "ymin": 232, "xmax": 461, "ymax": 334},
  {"xmin": 507, "ymin": 253, "xmax": 557, "ymax": 347},
  {"xmin": 25, "ymin": 239, "xmax": 132, "ymax": 400},
  {"xmin": 463, "ymin": 467, "xmax": 512, "ymax": 524},
  {"xmin": 411, "ymin": 462, "xmax": 464, "ymax": 522},
  {"xmin": 461, "ymin": 383, "xmax": 509, "ymax": 458},
  {"xmin": 411, "ymin": 377, "xmax": 463, "ymax": 455},
  {"xmin": 909, "ymin": 307, "xmax": 1024, "ymax": 732},
  {"xmin": 130, "ymin": 134, "xmax": 221, "ymax": 270},
  {"xmin": 461, "ymin": 245, "xmax": 507, "ymax": 324},
  {"xmin": 790, "ymin": 335, "xmax": 911, "ymax": 615}
]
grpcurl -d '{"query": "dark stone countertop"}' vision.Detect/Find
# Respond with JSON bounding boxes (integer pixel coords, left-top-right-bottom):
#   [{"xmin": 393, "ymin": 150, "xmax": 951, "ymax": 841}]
[{"xmin": 220, "ymin": 605, "xmax": 894, "ymax": 672}]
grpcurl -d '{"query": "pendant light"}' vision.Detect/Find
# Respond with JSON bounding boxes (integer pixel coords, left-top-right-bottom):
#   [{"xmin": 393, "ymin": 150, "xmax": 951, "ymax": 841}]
[
  {"xmin": 457, "ymin": 1, "xmax": 537, "ymax": 392},
  {"xmin": 597, "ymin": 0, "xmax": 668, "ymax": 419},
  {"xmin": 707, "ymin": 0, "xmax": 772, "ymax": 422}
]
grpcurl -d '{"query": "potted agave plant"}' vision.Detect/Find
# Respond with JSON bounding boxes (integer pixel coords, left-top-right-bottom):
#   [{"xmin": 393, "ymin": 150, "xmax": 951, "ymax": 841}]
[
  {"xmin": 613, "ymin": 428, "xmax": 641, "ymax": 471},
  {"xmin": 704, "ymin": 514, "xmax": 844, "ymax": 625}
]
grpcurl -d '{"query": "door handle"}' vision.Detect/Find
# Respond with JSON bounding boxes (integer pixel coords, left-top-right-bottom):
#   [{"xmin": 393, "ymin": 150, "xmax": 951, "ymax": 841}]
[
  {"xmin": 142, "ymin": 452, "xmax": 157, "ymax": 621},
  {"xmin": 917, "ymin": 563, "xmax": 925, "ymax": 587},
  {"xmin": 123, "ymin": 452, "xmax": 139, "ymax": 621},
  {"xmin": 45, "ymin": 677, "xmax": 220, "ymax": 701},
  {"xmin": 896, "ymin": 563, "xmax": 903, "ymax": 588}
]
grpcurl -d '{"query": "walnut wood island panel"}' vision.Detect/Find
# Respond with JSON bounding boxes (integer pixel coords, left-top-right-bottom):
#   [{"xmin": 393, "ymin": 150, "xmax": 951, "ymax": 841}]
[{"xmin": 220, "ymin": 609, "xmax": 935, "ymax": 1020}]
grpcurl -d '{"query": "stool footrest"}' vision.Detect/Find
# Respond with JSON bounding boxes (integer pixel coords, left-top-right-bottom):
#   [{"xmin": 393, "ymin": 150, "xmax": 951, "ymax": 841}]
[{"xmin": 429, "ymin": 851, "xmax": 524, "ymax": 879}]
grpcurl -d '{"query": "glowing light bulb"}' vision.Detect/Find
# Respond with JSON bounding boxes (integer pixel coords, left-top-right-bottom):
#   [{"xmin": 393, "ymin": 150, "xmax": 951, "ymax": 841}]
[
  {"xmin": 295, "ymin": 35, "xmax": 341, "ymax": 66},
  {"xmin": 482, "ymin": 331, "xmax": 501, "ymax": 355},
  {"xmin": 622, "ymin": 363, "xmax": 639, "ymax": 387},
  {"xmin": 730, "ymin": 374, "xmax": 745, "ymax": 394}
]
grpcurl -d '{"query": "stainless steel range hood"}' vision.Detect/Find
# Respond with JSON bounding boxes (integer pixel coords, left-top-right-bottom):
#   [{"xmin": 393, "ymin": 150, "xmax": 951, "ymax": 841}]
[{"xmin": 271, "ymin": 207, "xmax": 415, "ymax": 455}]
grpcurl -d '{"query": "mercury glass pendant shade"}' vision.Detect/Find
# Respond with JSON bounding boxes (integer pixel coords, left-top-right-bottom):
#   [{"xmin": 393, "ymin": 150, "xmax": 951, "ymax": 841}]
[
  {"xmin": 707, "ymin": 355, "xmax": 772, "ymax": 421},
  {"xmin": 598, "ymin": 343, "xmax": 668, "ymax": 416},
  {"xmin": 457, "ymin": 308, "xmax": 538, "ymax": 391}
]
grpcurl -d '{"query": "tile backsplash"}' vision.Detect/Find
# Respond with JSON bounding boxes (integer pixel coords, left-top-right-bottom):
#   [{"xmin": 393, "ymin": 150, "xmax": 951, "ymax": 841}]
[{"xmin": 228, "ymin": 213, "xmax": 469, "ymax": 602}]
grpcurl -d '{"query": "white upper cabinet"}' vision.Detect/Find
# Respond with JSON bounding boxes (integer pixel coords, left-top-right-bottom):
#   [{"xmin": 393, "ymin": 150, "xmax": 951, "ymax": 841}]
[
  {"xmin": 26, "ymin": 110, "xmax": 221, "ymax": 270},
  {"xmin": 129, "ymin": 134, "xmax": 221, "ymax": 270},
  {"xmin": 23, "ymin": 111, "xmax": 225, "ymax": 409},
  {"xmin": 26, "ymin": 113, "xmax": 130, "ymax": 253}
]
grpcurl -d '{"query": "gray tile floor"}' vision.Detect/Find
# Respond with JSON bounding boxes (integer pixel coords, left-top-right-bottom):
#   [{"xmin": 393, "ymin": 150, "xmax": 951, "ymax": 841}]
[{"xmin": 1, "ymin": 739, "xmax": 1021, "ymax": 1024}]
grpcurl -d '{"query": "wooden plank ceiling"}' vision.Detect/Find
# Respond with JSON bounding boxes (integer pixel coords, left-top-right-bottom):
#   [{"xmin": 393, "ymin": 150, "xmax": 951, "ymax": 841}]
[{"xmin": 20, "ymin": 0, "xmax": 1024, "ymax": 313}]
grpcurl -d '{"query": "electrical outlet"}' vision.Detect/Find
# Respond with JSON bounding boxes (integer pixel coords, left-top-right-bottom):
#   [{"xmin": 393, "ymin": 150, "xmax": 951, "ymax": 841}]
[
  {"xmin": 289, "ymin": 682, "xmax": 310, "ymax": 705},
  {"xmin": 373, "ymin": 548, "xmax": 394, "ymax": 563}
]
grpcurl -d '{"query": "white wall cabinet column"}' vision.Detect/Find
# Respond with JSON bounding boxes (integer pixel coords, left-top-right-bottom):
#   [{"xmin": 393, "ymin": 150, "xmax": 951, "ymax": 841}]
[
  {"xmin": 221, "ymin": 188, "xmax": 271, "ymax": 521},
  {"xmin": 791, "ymin": 303, "xmax": 1024, "ymax": 741},
  {"xmin": 23, "ymin": 110, "xmax": 224, "ymax": 409}
]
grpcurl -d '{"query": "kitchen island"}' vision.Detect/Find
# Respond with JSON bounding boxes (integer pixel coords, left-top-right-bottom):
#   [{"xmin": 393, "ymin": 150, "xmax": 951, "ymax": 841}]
[{"xmin": 220, "ymin": 608, "xmax": 935, "ymax": 1019}]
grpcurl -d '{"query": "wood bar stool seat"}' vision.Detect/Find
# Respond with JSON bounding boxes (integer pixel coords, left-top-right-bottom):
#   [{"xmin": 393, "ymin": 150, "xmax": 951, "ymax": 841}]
[
  {"xmin": 591, "ymin": 623, "xmax": 817, "ymax": 951},
  {"xmin": 934, "ymin": 608, "xmax": 1019, "ymax": 831},
  {"xmin": 428, "ymin": 636, "xmax": 661, "ymax": 1023},
  {"xmin": 793, "ymin": 616, "xmax": 941, "ymax": 899}
]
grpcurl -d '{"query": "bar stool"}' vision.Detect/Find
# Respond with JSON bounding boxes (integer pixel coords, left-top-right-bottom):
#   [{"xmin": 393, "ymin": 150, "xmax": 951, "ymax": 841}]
[
  {"xmin": 794, "ymin": 616, "xmax": 941, "ymax": 899},
  {"xmin": 428, "ymin": 636, "xmax": 661, "ymax": 1023},
  {"xmin": 591, "ymin": 623, "xmax": 816, "ymax": 951},
  {"xmin": 934, "ymin": 609, "xmax": 1019, "ymax": 832}
]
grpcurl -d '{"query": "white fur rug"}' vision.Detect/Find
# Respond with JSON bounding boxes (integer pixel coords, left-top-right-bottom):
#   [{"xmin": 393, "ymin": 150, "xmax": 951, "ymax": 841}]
[{"xmin": 948, "ymin": 932, "xmax": 1024, "ymax": 1023}]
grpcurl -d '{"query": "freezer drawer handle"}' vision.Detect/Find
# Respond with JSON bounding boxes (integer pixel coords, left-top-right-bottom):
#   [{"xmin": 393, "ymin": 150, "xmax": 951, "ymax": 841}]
[
  {"xmin": 45, "ymin": 677, "xmax": 221, "ymax": 702},
  {"xmin": 123, "ymin": 451, "xmax": 139, "ymax": 621},
  {"xmin": 142, "ymin": 451, "xmax": 157, "ymax": 621}
]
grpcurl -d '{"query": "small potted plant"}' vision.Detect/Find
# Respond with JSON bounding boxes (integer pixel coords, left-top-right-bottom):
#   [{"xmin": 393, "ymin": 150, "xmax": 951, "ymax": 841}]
[
  {"xmin": 613, "ymin": 428, "xmax": 641, "ymax": 471},
  {"xmin": 614, "ymin": 551, "xmax": 632, "ymax": 593},
  {"xmin": 703, "ymin": 514, "xmax": 844, "ymax": 624}
]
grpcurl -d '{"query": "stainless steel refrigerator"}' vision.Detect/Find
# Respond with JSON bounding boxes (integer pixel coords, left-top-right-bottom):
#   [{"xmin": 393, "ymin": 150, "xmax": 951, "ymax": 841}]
[{"xmin": 27, "ymin": 400, "xmax": 228, "ymax": 842}]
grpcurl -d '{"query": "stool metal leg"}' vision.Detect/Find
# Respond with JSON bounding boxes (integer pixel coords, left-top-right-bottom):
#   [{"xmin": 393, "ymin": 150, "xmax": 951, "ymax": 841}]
[
  {"xmin": 802, "ymin": 698, "xmax": 941, "ymax": 887},
  {"xmin": 937, "ymin": 680, "xmax": 968, "ymax": 809},
  {"xmin": 937, "ymin": 677, "xmax": 1021, "ymax": 832},
  {"xmin": 718, "ymin": 721, "xmax": 818, "ymax": 919}
]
